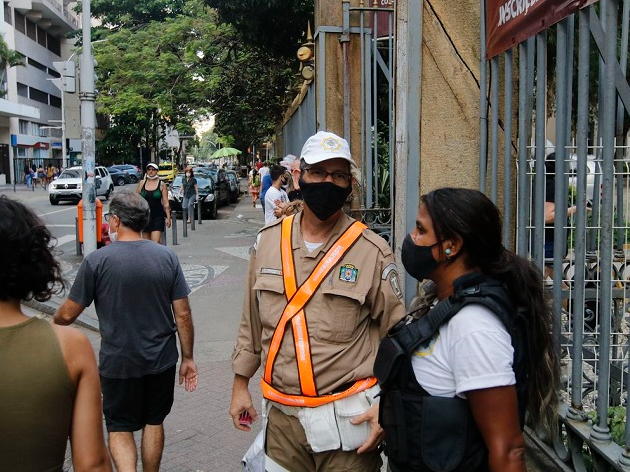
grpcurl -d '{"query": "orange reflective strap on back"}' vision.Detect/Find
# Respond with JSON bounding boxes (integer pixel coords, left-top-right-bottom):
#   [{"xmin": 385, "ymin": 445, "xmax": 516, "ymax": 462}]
[
  {"xmin": 263, "ymin": 218, "xmax": 367, "ymax": 398},
  {"xmin": 261, "ymin": 376, "xmax": 378, "ymax": 407},
  {"xmin": 281, "ymin": 215, "xmax": 297, "ymax": 297}
]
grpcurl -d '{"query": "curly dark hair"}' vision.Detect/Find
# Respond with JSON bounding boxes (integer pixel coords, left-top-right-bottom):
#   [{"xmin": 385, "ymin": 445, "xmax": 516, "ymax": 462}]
[{"xmin": 0, "ymin": 195, "xmax": 65, "ymax": 301}]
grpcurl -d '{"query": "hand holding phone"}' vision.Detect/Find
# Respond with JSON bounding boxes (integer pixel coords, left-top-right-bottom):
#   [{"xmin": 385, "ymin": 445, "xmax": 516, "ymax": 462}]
[{"xmin": 239, "ymin": 411, "xmax": 253, "ymax": 426}]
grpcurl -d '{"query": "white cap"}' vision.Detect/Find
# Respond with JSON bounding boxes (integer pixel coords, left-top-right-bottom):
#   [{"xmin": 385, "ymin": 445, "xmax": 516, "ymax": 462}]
[
  {"xmin": 300, "ymin": 131, "xmax": 355, "ymax": 167},
  {"xmin": 279, "ymin": 154, "xmax": 297, "ymax": 170},
  {"xmin": 146, "ymin": 162, "xmax": 159, "ymax": 170}
]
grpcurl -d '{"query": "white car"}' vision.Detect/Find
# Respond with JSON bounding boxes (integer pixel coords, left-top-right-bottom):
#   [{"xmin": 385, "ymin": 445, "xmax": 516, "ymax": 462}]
[{"xmin": 49, "ymin": 165, "xmax": 114, "ymax": 205}]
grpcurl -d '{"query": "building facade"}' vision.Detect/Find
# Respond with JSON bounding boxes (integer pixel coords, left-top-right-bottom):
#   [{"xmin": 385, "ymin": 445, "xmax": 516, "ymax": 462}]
[{"xmin": 0, "ymin": 0, "xmax": 79, "ymax": 184}]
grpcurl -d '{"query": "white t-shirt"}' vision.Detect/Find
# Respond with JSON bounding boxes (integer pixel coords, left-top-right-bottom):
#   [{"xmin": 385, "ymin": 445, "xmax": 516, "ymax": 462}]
[
  {"xmin": 258, "ymin": 166, "xmax": 270, "ymax": 180},
  {"xmin": 264, "ymin": 186, "xmax": 288, "ymax": 224},
  {"xmin": 411, "ymin": 304, "xmax": 515, "ymax": 399}
]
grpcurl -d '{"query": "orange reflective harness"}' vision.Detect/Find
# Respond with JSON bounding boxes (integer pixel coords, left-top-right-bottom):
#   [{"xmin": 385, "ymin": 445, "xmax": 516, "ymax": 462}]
[{"xmin": 261, "ymin": 214, "xmax": 378, "ymax": 407}]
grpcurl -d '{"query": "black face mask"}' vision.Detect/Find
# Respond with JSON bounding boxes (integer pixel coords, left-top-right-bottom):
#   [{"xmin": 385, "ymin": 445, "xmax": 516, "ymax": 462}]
[
  {"xmin": 401, "ymin": 233, "xmax": 442, "ymax": 281},
  {"xmin": 299, "ymin": 178, "xmax": 352, "ymax": 221}
]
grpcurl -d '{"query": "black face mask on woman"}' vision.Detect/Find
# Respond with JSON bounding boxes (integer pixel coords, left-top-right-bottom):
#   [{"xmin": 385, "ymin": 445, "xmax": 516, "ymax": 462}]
[
  {"xmin": 299, "ymin": 179, "xmax": 352, "ymax": 221},
  {"xmin": 401, "ymin": 233, "xmax": 443, "ymax": 281}
]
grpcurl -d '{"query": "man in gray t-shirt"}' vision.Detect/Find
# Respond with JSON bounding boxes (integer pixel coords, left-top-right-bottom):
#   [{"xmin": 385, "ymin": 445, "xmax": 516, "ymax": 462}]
[{"xmin": 54, "ymin": 192, "xmax": 198, "ymax": 472}]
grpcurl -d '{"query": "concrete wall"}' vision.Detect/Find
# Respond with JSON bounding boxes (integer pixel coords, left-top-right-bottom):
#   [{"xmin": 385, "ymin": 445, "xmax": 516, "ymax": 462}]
[{"xmin": 418, "ymin": 1, "xmax": 482, "ymax": 194}]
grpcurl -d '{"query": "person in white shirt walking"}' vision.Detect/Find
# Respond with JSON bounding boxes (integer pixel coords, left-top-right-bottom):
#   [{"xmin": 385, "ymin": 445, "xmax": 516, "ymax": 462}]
[{"xmin": 264, "ymin": 165, "xmax": 289, "ymax": 224}]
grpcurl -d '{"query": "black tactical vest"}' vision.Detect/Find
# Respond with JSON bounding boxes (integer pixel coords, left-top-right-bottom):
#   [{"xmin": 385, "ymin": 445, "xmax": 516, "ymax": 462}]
[{"xmin": 374, "ymin": 273, "xmax": 529, "ymax": 472}]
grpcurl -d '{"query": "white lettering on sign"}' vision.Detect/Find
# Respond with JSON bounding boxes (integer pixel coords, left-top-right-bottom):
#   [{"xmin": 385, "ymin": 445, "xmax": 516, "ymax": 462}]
[{"xmin": 498, "ymin": 0, "xmax": 541, "ymax": 27}]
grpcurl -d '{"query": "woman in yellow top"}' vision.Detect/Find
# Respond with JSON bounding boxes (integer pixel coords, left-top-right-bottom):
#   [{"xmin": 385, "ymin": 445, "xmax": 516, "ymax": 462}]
[{"xmin": 136, "ymin": 162, "xmax": 171, "ymax": 243}]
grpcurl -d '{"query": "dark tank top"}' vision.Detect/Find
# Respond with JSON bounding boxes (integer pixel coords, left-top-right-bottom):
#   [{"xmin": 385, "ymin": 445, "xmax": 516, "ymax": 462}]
[
  {"xmin": 0, "ymin": 317, "xmax": 74, "ymax": 471},
  {"xmin": 141, "ymin": 179, "xmax": 166, "ymax": 219}
]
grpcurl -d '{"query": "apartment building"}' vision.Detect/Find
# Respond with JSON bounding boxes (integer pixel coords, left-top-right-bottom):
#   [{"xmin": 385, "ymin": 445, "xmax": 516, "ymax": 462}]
[{"xmin": 0, "ymin": 0, "xmax": 79, "ymax": 184}]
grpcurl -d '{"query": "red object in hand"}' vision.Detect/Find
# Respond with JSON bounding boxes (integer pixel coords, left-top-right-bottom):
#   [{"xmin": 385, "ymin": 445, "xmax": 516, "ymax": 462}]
[{"xmin": 239, "ymin": 411, "xmax": 252, "ymax": 426}]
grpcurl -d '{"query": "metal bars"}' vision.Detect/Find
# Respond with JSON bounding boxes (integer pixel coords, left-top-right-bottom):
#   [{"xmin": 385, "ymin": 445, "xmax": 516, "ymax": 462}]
[{"xmin": 481, "ymin": 0, "xmax": 630, "ymax": 468}]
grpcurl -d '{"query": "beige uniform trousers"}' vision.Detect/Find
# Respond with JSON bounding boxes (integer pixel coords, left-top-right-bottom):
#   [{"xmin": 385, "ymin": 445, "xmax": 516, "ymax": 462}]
[{"xmin": 266, "ymin": 406, "xmax": 382, "ymax": 472}]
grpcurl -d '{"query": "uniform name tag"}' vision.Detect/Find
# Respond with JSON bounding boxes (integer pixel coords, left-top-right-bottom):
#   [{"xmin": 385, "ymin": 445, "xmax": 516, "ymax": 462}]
[
  {"xmin": 261, "ymin": 268, "xmax": 282, "ymax": 276},
  {"xmin": 339, "ymin": 264, "xmax": 359, "ymax": 283}
]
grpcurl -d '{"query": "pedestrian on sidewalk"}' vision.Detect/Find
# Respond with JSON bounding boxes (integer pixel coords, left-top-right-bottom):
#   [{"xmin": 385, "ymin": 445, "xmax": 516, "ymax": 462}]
[
  {"xmin": 263, "ymin": 165, "xmax": 289, "ymax": 224},
  {"xmin": 249, "ymin": 168, "xmax": 261, "ymax": 206},
  {"xmin": 136, "ymin": 162, "xmax": 171, "ymax": 244},
  {"xmin": 54, "ymin": 192, "xmax": 198, "ymax": 472},
  {"xmin": 181, "ymin": 166, "xmax": 199, "ymax": 223},
  {"xmin": 0, "ymin": 195, "xmax": 112, "ymax": 472},
  {"xmin": 230, "ymin": 131, "xmax": 406, "ymax": 471}
]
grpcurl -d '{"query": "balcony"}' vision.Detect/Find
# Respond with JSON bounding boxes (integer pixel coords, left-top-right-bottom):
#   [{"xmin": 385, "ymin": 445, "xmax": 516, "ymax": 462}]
[{"xmin": 12, "ymin": 0, "xmax": 79, "ymax": 34}]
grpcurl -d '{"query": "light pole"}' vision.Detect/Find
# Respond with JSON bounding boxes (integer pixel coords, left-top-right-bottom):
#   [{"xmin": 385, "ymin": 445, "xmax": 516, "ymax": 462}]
[{"xmin": 80, "ymin": 0, "xmax": 97, "ymax": 256}]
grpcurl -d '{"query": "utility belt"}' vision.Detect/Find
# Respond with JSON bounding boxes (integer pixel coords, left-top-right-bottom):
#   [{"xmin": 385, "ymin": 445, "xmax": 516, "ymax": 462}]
[{"xmin": 268, "ymin": 384, "xmax": 380, "ymax": 453}]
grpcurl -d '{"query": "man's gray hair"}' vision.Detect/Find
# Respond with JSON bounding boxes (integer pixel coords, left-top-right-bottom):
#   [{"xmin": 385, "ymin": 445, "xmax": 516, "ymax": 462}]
[{"xmin": 108, "ymin": 193, "xmax": 149, "ymax": 232}]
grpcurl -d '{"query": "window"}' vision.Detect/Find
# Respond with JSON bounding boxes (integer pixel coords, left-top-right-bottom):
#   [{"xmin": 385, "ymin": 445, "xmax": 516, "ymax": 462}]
[
  {"xmin": 37, "ymin": 26, "xmax": 46, "ymax": 47},
  {"xmin": 49, "ymin": 68, "xmax": 60, "ymax": 78},
  {"xmin": 50, "ymin": 95, "xmax": 61, "ymax": 108},
  {"xmin": 26, "ymin": 20, "xmax": 36, "ymax": 41},
  {"xmin": 47, "ymin": 34, "xmax": 60, "ymax": 55},
  {"xmin": 29, "ymin": 87, "xmax": 48, "ymax": 104},
  {"xmin": 28, "ymin": 57, "xmax": 47, "ymax": 73},
  {"xmin": 14, "ymin": 11, "xmax": 25, "ymax": 34},
  {"xmin": 4, "ymin": 3, "xmax": 12, "ymax": 25},
  {"xmin": 17, "ymin": 147, "xmax": 27, "ymax": 158},
  {"xmin": 17, "ymin": 82, "xmax": 28, "ymax": 98},
  {"xmin": 19, "ymin": 120, "xmax": 29, "ymax": 134}
]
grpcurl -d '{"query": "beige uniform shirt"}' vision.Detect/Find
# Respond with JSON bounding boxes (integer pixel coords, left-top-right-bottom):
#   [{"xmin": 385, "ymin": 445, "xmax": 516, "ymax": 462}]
[{"xmin": 232, "ymin": 212, "xmax": 406, "ymax": 396}]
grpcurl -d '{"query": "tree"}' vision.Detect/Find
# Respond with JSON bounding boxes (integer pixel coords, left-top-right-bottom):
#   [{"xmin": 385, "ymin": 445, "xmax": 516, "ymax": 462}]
[
  {"xmin": 0, "ymin": 34, "xmax": 24, "ymax": 98},
  {"xmin": 204, "ymin": 0, "xmax": 313, "ymax": 58},
  {"xmin": 91, "ymin": 0, "xmax": 188, "ymax": 27},
  {"xmin": 93, "ymin": 0, "xmax": 232, "ymax": 164},
  {"xmin": 209, "ymin": 43, "xmax": 294, "ymax": 154}
]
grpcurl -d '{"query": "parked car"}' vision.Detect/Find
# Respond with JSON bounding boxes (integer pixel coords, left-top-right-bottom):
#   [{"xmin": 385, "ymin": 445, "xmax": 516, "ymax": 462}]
[
  {"xmin": 158, "ymin": 162, "xmax": 178, "ymax": 182},
  {"xmin": 107, "ymin": 167, "xmax": 131, "ymax": 186},
  {"xmin": 168, "ymin": 173, "xmax": 218, "ymax": 219},
  {"xmin": 49, "ymin": 165, "xmax": 114, "ymax": 205},
  {"xmin": 205, "ymin": 168, "xmax": 231, "ymax": 206},
  {"xmin": 109, "ymin": 164, "xmax": 140, "ymax": 183},
  {"xmin": 225, "ymin": 170, "xmax": 241, "ymax": 203}
]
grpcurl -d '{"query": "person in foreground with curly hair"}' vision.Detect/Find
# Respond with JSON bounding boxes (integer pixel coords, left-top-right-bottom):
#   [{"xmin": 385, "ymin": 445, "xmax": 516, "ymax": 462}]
[
  {"xmin": 376, "ymin": 187, "xmax": 560, "ymax": 472},
  {"xmin": 0, "ymin": 195, "xmax": 112, "ymax": 472}
]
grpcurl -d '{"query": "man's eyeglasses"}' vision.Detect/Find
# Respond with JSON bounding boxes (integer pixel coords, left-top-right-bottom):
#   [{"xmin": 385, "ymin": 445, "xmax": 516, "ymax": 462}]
[
  {"xmin": 104, "ymin": 213, "xmax": 117, "ymax": 221},
  {"xmin": 304, "ymin": 168, "xmax": 352, "ymax": 185}
]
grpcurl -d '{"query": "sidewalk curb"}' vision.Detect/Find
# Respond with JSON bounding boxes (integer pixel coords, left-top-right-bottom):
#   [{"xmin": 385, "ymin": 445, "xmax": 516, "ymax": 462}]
[{"xmin": 23, "ymin": 298, "xmax": 100, "ymax": 332}]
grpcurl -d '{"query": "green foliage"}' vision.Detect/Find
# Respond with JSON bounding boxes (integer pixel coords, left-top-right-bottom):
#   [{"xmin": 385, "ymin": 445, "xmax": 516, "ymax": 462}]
[
  {"xmin": 204, "ymin": 0, "xmax": 313, "ymax": 57},
  {"xmin": 90, "ymin": 0, "xmax": 188, "ymax": 27},
  {"xmin": 0, "ymin": 34, "xmax": 24, "ymax": 98},
  {"xmin": 587, "ymin": 407, "xmax": 626, "ymax": 447},
  {"xmin": 209, "ymin": 44, "xmax": 294, "ymax": 153}
]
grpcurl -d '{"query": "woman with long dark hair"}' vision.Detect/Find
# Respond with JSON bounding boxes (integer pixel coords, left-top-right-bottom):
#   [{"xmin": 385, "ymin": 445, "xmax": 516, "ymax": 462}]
[
  {"xmin": 0, "ymin": 195, "xmax": 112, "ymax": 471},
  {"xmin": 377, "ymin": 187, "xmax": 559, "ymax": 472}
]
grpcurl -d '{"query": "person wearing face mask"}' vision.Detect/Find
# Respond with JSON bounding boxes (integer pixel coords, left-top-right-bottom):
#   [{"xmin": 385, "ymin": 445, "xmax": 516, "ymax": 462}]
[
  {"xmin": 54, "ymin": 192, "xmax": 198, "ymax": 472},
  {"xmin": 230, "ymin": 131, "xmax": 406, "ymax": 472},
  {"xmin": 136, "ymin": 162, "xmax": 171, "ymax": 244},
  {"xmin": 264, "ymin": 165, "xmax": 289, "ymax": 224},
  {"xmin": 375, "ymin": 188, "xmax": 560, "ymax": 472},
  {"xmin": 181, "ymin": 166, "xmax": 199, "ymax": 224}
]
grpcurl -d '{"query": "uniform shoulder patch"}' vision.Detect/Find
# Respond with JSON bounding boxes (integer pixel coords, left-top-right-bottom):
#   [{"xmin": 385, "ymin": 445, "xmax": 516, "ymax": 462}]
[
  {"xmin": 382, "ymin": 262, "xmax": 403, "ymax": 299},
  {"xmin": 339, "ymin": 264, "xmax": 359, "ymax": 283}
]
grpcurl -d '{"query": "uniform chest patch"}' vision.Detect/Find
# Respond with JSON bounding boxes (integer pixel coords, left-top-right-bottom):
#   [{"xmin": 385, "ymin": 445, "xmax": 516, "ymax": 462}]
[
  {"xmin": 261, "ymin": 267, "xmax": 282, "ymax": 276},
  {"xmin": 339, "ymin": 264, "xmax": 358, "ymax": 283}
]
